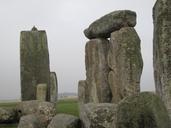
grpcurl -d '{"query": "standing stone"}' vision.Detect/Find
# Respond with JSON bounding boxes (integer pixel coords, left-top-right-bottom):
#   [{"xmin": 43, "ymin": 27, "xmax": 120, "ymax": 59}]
[
  {"xmin": 36, "ymin": 83, "xmax": 47, "ymax": 101},
  {"xmin": 50, "ymin": 72, "xmax": 58, "ymax": 103},
  {"xmin": 153, "ymin": 0, "xmax": 171, "ymax": 117},
  {"xmin": 85, "ymin": 38, "xmax": 112, "ymax": 103},
  {"xmin": 20, "ymin": 26, "xmax": 50, "ymax": 101},
  {"xmin": 78, "ymin": 80, "xmax": 89, "ymax": 104},
  {"xmin": 108, "ymin": 27, "xmax": 143, "ymax": 103},
  {"xmin": 84, "ymin": 10, "xmax": 136, "ymax": 39}
]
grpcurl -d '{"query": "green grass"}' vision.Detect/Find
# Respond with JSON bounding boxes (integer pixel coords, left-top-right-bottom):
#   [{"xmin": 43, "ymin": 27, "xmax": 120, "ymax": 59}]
[
  {"xmin": 56, "ymin": 98, "xmax": 79, "ymax": 116},
  {"xmin": 0, "ymin": 98, "xmax": 79, "ymax": 128}
]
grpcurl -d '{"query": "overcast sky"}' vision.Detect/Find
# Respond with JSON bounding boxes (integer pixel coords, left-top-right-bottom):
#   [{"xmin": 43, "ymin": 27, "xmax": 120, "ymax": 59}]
[{"xmin": 0, "ymin": 0, "xmax": 156, "ymax": 100}]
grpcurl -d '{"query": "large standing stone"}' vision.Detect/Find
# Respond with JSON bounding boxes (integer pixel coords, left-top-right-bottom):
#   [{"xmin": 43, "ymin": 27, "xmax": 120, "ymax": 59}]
[
  {"xmin": 108, "ymin": 27, "xmax": 143, "ymax": 103},
  {"xmin": 153, "ymin": 0, "xmax": 171, "ymax": 117},
  {"xmin": 50, "ymin": 72, "xmax": 58, "ymax": 103},
  {"xmin": 80, "ymin": 103, "xmax": 117, "ymax": 128},
  {"xmin": 20, "ymin": 26, "xmax": 50, "ymax": 101},
  {"xmin": 117, "ymin": 92, "xmax": 170, "ymax": 128},
  {"xmin": 85, "ymin": 38, "xmax": 112, "ymax": 103},
  {"xmin": 36, "ymin": 83, "xmax": 47, "ymax": 101},
  {"xmin": 47, "ymin": 114, "xmax": 81, "ymax": 128},
  {"xmin": 84, "ymin": 10, "xmax": 136, "ymax": 39}
]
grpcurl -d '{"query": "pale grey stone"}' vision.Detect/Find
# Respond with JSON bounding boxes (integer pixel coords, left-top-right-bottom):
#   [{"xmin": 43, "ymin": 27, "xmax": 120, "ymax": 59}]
[
  {"xmin": 84, "ymin": 10, "xmax": 136, "ymax": 39},
  {"xmin": 36, "ymin": 83, "xmax": 47, "ymax": 101},
  {"xmin": 78, "ymin": 80, "xmax": 88, "ymax": 104},
  {"xmin": 108, "ymin": 27, "xmax": 143, "ymax": 103},
  {"xmin": 47, "ymin": 114, "xmax": 81, "ymax": 128},
  {"xmin": 16, "ymin": 100, "xmax": 56, "ymax": 126},
  {"xmin": 17, "ymin": 114, "xmax": 43, "ymax": 128},
  {"xmin": 50, "ymin": 72, "xmax": 58, "ymax": 103}
]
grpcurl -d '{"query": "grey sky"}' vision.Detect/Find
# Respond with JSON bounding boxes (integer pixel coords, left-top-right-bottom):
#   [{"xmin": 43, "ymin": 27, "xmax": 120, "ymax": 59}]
[{"xmin": 0, "ymin": 0, "xmax": 156, "ymax": 100}]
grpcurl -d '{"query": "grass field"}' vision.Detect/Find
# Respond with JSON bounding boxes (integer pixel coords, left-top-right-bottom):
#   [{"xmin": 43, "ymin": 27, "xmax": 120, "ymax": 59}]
[{"xmin": 0, "ymin": 98, "xmax": 79, "ymax": 128}]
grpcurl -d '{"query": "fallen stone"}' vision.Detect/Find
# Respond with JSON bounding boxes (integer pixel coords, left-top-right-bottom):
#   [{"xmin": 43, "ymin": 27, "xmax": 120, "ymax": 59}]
[
  {"xmin": 36, "ymin": 83, "xmax": 47, "ymax": 101},
  {"xmin": 85, "ymin": 38, "xmax": 112, "ymax": 103},
  {"xmin": 153, "ymin": 0, "xmax": 171, "ymax": 118},
  {"xmin": 117, "ymin": 92, "xmax": 170, "ymax": 128},
  {"xmin": 18, "ymin": 114, "xmax": 43, "ymax": 128},
  {"xmin": 84, "ymin": 10, "xmax": 136, "ymax": 39},
  {"xmin": 0, "ymin": 107, "xmax": 18, "ymax": 123},
  {"xmin": 20, "ymin": 27, "xmax": 50, "ymax": 101},
  {"xmin": 108, "ymin": 27, "xmax": 143, "ymax": 103},
  {"xmin": 50, "ymin": 72, "xmax": 58, "ymax": 103},
  {"xmin": 16, "ymin": 100, "xmax": 56, "ymax": 126},
  {"xmin": 47, "ymin": 114, "xmax": 81, "ymax": 128},
  {"xmin": 80, "ymin": 103, "xmax": 117, "ymax": 128}
]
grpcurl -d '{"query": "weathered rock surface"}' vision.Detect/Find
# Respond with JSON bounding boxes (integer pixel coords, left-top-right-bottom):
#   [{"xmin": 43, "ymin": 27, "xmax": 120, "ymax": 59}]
[
  {"xmin": 20, "ymin": 27, "xmax": 50, "ymax": 101},
  {"xmin": 18, "ymin": 114, "xmax": 43, "ymax": 128},
  {"xmin": 50, "ymin": 72, "xmax": 58, "ymax": 103},
  {"xmin": 36, "ymin": 83, "xmax": 47, "ymax": 101},
  {"xmin": 0, "ymin": 107, "xmax": 18, "ymax": 123},
  {"xmin": 16, "ymin": 100, "xmax": 56, "ymax": 125},
  {"xmin": 85, "ymin": 38, "xmax": 112, "ymax": 103},
  {"xmin": 153, "ymin": 0, "xmax": 171, "ymax": 117},
  {"xmin": 47, "ymin": 114, "xmax": 81, "ymax": 128},
  {"xmin": 117, "ymin": 92, "xmax": 170, "ymax": 128},
  {"xmin": 84, "ymin": 10, "xmax": 136, "ymax": 39},
  {"xmin": 80, "ymin": 103, "xmax": 117, "ymax": 128},
  {"xmin": 108, "ymin": 27, "xmax": 143, "ymax": 103},
  {"xmin": 78, "ymin": 80, "xmax": 88, "ymax": 104}
]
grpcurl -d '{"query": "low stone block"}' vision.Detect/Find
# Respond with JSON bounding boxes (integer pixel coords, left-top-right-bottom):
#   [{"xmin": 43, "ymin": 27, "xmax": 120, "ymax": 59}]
[
  {"xmin": 47, "ymin": 114, "xmax": 81, "ymax": 128},
  {"xmin": 117, "ymin": 92, "xmax": 170, "ymax": 128},
  {"xmin": 80, "ymin": 103, "xmax": 117, "ymax": 128}
]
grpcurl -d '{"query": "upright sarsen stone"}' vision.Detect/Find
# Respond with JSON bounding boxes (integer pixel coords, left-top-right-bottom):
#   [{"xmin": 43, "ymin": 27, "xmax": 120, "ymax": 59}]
[
  {"xmin": 20, "ymin": 27, "xmax": 50, "ymax": 101},
  {"xmin": 85, "ymin": 38, "xmax": 112, "ymax": 103},
  {"xmin": 50, "ymin": 72, "xmax": 58, "ymax": 103},
  {"xmin": 108, "ymin": 27, "xmax": 143, "ymax": 103},
  {"xmin": 153, "ymin": 0, "xmax": 171, "ymax": 116}
]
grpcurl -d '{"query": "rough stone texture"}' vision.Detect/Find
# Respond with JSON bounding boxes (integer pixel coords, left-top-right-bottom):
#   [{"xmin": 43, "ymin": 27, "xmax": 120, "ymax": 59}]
[
  {"xmin": 36, "ymin": 83, "xmax": 47, "ymax": 101},
  {"xmin": 50, "ymin": 72, "xmax": 58, "ymax": 103},
  {"xmin": 108, "ymin": 27, "xmax": 143, "ymax": 103},
  {"xmin": 0, "ymin": 108, "xmax": 19, "ymax": 123},
  {"xmin": 20, "ymin": 27, "xmax": 50, "ymax": 101},
  {"xmin": 16, "ymin": 100, "xmax": 56, "ymax": 126},
  {"xmin": 18, "ymin": 114, "xmax": 43, "ymax": 128},
  {"xmin": 80, "ymin": 103, "xmax": 117, "ymax": 128},
  {"xmin": 85, "ymin": 38, "xmax": 112, "ymax": 103},
  {"xmin": 84, "ymin": 10, "xmax": 136, "ymax": 39},
  {"xmin": 153, "ymin": 0, "xmax": 171, "ymax": 117},
  {"xmin": 117, "ymin": 92, "xmax": 170, "ymax": 128},
  {"xmin": 78, "ymin": 80, "xmax": 89, "ymax": 104},
  {"xmin": 47, "ymin": 114, "xmax": 81, "ymax": 128}
]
